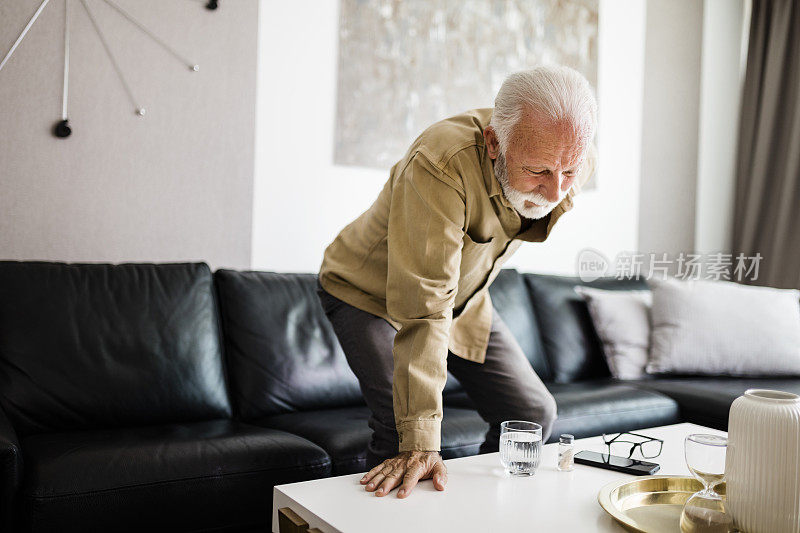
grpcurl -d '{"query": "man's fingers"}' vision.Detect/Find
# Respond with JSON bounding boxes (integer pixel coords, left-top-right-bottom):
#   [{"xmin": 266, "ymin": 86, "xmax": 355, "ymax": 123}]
[
  {"xmin": 431, "ymin": 460, "xmax": 448, "ymax": 491},
  {"xmin": 361, "ymin": 462, "xmax": 385, "ymax": 485},
  {"xmin": 364, "ymin": 460, "xmax": 397, "ymax": 490},
  {"xmin": 374, "ymin": 467, "xmax": 404, "ymax": 497},
  {"xmin": 397, "ymin": 465, "xmax": 425, "ymax": 498},
  {"xmin": 359, "ymin": 452, "xmax": 445, "ymax": 497},
  {"xmin": 365, "ymin": 472, "xmax": 386, "ymax": 492}
]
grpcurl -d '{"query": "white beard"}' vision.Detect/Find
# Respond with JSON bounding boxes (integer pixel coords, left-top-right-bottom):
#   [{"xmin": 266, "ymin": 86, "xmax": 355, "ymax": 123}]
[{"xmin": 494, "ymin": 151, "xmax": 566, "ymax": 220}]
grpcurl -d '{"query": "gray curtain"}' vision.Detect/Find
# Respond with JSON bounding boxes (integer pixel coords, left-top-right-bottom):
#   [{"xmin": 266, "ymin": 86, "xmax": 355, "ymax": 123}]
[{"xmin": 732, "ymin": 0, "xmax": 800, "ymax": 289}]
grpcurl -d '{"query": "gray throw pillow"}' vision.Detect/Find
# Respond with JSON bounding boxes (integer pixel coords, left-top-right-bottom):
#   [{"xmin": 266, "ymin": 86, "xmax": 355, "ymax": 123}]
[
  {"xmin": 574, "ymin": 286, "xmax": 652, "ymax": 380},
  {"xmin": 647, "ymin": 278, "xmax": 800, "ymax": 376}
]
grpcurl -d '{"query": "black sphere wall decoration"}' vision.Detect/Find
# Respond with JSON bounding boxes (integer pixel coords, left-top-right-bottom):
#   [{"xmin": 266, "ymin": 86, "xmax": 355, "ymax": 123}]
[
  {"xmin": 0, "ymin": 0, "xmax": 214, "ymax": 139},
  {"xmin": 54, "ymin": 119, "xmax": 72, "ymax": 138}
]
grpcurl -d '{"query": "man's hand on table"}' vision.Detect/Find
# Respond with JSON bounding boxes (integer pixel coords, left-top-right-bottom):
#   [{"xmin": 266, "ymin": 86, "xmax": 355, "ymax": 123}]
[{"xmin": 360, "ymin": 450, "xmax": 447, "ymax": 498}]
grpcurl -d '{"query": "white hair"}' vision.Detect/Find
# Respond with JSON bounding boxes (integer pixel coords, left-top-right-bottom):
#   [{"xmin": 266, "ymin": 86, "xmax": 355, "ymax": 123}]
[{"xmin": 489, "ymin": 66, "xmax": 597, "ymax": 152}]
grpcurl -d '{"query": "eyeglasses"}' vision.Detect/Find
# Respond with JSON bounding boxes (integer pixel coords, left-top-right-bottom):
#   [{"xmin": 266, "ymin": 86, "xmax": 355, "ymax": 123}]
[{"xmin": 602, "ymin": 432, "xmax": 664, "ymax": 459}]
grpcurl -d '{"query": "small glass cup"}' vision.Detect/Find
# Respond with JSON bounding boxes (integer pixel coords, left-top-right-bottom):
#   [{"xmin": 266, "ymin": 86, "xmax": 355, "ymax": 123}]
[
  {"xmin": 681, "ymin": 434, "xmax": 735, "ymax": 533},
  {"xmin": 499, "ymin": 420, "xmax": 542, "ymax": 476}
]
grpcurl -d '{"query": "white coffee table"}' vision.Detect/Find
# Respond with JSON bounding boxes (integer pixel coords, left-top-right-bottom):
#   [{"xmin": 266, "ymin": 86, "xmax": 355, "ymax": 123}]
[{"xmin": 272, "ymin": 422, "xmax": 726, "ymax": 532}]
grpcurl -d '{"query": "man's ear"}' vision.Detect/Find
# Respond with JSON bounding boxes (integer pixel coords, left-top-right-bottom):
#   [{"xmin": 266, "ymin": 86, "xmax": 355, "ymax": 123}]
[{"xmin": 483, "ymin": 126, "xmax": 501, "ymax": 159}]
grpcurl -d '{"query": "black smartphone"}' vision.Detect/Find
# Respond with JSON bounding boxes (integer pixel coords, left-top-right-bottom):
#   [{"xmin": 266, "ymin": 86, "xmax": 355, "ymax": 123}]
[{"xmin": 574, "ymin": 450, "xmax": 660, "ymax": 476}]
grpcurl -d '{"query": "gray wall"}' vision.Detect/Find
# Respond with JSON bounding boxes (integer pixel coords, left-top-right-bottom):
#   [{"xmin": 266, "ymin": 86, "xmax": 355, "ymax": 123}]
[{"xmin": 0, "ymin": 0, "xmax": 258, "ymax": 270}]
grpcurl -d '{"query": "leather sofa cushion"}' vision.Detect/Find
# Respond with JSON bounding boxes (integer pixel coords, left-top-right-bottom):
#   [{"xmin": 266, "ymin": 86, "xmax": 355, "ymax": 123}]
[
  {"xmin": 257, "ymin": 406, "xmax": 369, "ymax": 475},
  {"xmin": 444, "ymin": 380, "xmax": 679, "ymax": 443},
  {"xmin": 257, "ymin": 406, "xmax": 490, "ymax": 475},
  {"xmin": 20, "ymin": 419, "xmax": 330, "ymax": 532},
  {"xmin": 488, "ymin": 269, "xmax": 551, "ymax": 381},
  {"xmin": 0, "ymin": 262, "xmax": 230, "ymax": 437},
  {"xmin": 547, "ymin": 381, "xmax": 680, "ymax": 441},
  {"xmin": 631, "ymin": 378, "xmax": 800, "ymax": 430},
  {"xmin": 524, "ymin": 274, "xmax": 648, "ymax": 383},
  {"xmin": 215, "ymin": 271, "xmax": 365, "ymax": 418}
]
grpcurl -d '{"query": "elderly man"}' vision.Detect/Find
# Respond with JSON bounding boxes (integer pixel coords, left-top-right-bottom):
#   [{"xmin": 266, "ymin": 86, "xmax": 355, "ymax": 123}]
[{"xmin": 317, "ymin": 65, "xmax": 597, "ymax": 498}]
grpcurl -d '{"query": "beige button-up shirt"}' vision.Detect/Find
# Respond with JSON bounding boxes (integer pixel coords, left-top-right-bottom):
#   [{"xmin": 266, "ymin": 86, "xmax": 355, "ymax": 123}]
[{"xmin": 319, "ymin": 108, "xmax": 596, "ymax": 451}]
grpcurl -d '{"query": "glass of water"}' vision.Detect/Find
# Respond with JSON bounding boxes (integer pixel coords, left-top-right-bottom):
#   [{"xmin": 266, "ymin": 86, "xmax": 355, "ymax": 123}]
[{"xmin": 500, "ymin": 420, "xmax": 542, "ymax": 476}]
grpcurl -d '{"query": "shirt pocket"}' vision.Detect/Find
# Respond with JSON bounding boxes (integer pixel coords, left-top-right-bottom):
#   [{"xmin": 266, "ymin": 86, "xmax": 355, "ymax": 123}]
[{"xmin": 460, "ymin": 233, "xmax": 495, "ymax": 281}]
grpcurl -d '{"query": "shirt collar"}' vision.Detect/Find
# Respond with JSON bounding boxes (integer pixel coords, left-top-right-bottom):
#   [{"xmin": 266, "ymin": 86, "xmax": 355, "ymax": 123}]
[
  {"xmin": 515, "ymin": 200, "xmax": 569, "ymax": 242},
  {"xmin": 481, "ymin": 142, "xmax": 511, "ymax": 207}
]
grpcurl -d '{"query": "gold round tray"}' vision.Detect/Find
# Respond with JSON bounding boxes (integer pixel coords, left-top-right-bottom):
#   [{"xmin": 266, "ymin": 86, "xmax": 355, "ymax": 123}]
[{"xmin": 598, "ymin": 475, "xmax": 726, "ymax": 533}]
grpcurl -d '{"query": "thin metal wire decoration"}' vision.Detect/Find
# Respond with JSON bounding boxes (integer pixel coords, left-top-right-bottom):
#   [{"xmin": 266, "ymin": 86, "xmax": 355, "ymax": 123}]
[{"xmin": 0, "ymin": 0, "xmax": 217, "ymax": 138}]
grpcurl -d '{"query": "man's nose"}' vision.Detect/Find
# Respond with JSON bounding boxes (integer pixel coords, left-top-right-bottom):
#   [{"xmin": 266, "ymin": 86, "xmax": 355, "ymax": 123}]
[{"xmin": 540, "ymin": 174, "xmax": 562, "ymax": 203}]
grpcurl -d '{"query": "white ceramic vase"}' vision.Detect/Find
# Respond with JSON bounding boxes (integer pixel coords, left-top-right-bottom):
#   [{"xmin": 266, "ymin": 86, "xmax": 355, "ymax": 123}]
[{"xmin": 726, "ymin": 389, "xmax": 800, "ymax": 533}]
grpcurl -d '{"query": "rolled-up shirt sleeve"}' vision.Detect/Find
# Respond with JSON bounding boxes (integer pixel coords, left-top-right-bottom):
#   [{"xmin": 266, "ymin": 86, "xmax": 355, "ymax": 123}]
[{"xmin": 386, "ymin": 151, "xmax": 466, "ymax": 452}]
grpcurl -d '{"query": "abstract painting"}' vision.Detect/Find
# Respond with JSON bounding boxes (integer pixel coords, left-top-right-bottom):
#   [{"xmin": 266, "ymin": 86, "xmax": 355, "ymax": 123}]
[{"xmin": 334, "ymin": 0, "xmax": 599, "ymax": 184}]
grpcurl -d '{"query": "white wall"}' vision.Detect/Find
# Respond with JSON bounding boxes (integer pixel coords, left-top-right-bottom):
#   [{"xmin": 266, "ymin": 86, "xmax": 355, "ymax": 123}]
[
  {"xmin": 252, "ymin": 0, "xmax": 384, "ymax": 273},
  {"xmin": 0, "ymin": 0, "xmax": 259, "ymax": 270},
  {"xmin": 252, "ymin": 0, "xmax": 647, "ymax": 274},
  {"xmin": 637, "ymin": 0, "xmax": 704, "ymax": 257},
  {"xmin": 637, "ymin": 0, "xmax": 749, "ymax": 259},
  {"xmin": 695, "ymin": 0, "xmax": 747, "ymax": 254}
]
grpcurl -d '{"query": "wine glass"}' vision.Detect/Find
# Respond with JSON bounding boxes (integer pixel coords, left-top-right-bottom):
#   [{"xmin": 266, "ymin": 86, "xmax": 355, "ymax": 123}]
[{"xmin": 681, "ymin": 434, "xmax": 735, "ymax": 533}]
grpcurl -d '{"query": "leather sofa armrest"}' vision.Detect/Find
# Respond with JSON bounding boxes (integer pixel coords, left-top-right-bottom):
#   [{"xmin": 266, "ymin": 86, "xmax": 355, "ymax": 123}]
[{"xmin": 0, "ymin": 405, "xmax": 21, "ymax": 532}]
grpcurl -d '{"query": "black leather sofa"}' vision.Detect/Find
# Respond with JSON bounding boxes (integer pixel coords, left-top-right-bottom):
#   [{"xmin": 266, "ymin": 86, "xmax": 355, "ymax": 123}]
[{"xmin": 0, "ymin": 261, "xmax": 797, "ymax": 532}]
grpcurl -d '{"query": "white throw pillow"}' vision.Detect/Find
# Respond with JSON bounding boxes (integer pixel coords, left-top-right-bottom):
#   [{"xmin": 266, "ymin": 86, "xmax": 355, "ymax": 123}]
[
  {"xmin": 574, "ymin": 286, "xmax": 652, "ymax": 380},
  {"xmin": 647, "ymin": 277, "xmax": 800, "ymax": 376}
]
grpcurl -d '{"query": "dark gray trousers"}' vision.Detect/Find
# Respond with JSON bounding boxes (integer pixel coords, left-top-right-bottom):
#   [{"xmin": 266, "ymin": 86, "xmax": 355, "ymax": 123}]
[{"xmin": 317, "ymin": 285, "xmax": 557, "ymax": 469}]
